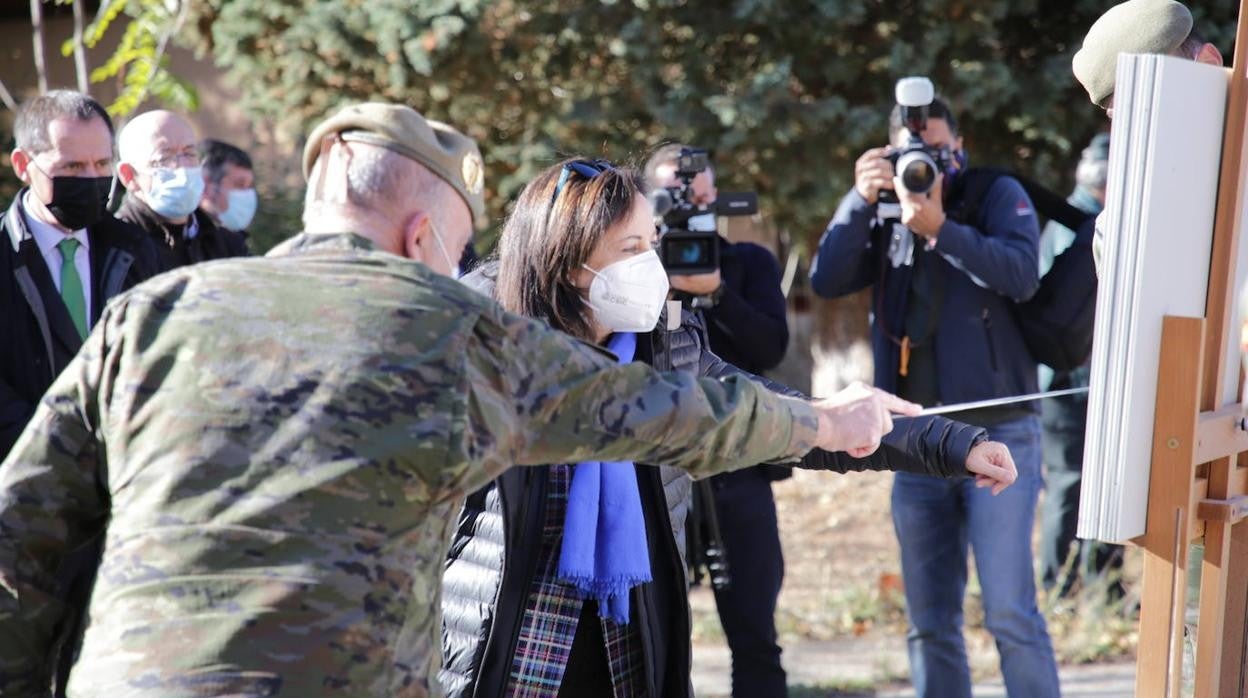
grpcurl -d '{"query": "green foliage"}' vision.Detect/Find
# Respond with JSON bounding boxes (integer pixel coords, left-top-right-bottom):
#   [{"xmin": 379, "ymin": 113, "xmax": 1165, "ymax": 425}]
[
  {"xmin": 60, "ymin": 0, "xmax": 199, "ymax": 118},
  {"xmin": 193, "ymin": 0, "xmax": 1240, "ymax": 250}
]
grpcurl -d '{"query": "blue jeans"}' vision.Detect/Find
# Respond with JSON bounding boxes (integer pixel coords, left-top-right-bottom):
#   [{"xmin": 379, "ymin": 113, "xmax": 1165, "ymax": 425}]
[{"xmin": 891, "ymin": 415, "xmax": 1060, "ymax": 698}]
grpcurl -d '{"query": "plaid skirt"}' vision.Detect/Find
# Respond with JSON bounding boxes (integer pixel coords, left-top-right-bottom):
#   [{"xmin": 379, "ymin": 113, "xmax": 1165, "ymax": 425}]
[{"xmin": 505, "ymin": 464, "xmax": 648, "ymax": 698}]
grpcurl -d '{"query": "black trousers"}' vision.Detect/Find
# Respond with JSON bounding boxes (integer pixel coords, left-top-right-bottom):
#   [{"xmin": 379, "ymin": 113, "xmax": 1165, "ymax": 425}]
[
  {"xmin": 559, "ymin": 601, "xmax": 616, "ymax": 697},
  {"xmin": 710, "ymin": 469, "xmax": 787, "ymax": 697}
]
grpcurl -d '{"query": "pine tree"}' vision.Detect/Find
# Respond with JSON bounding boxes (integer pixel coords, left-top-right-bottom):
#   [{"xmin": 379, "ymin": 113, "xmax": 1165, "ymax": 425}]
[{"xmin": 195, "ymin": 0, "xmax": 1237, "ymax": 249}]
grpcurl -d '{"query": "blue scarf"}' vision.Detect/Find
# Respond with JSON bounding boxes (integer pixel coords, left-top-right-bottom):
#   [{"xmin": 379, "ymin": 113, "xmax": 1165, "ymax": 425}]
[{"xmin": 556, "ymin": 332, "xmax": 651, "ymax": 625}]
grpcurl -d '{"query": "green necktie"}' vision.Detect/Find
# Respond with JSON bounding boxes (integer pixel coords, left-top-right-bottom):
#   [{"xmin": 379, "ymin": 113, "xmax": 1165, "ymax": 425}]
[{"xmin": 56, "ymin": 237, "xmax": 88, "ymax": 339}]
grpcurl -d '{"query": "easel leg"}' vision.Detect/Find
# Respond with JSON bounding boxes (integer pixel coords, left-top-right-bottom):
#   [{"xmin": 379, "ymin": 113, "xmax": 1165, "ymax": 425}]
[
  {"xmin": 1137, "ymin": 316, "xmax": 1206, "ymax": 697},
  {"xmin": 1219, "ymin": 518, "xmax": 1248, "ymax": 694},
  {"xmin": 1139, "ymin": 512, "xmax": 1191, "ymax": 698}
]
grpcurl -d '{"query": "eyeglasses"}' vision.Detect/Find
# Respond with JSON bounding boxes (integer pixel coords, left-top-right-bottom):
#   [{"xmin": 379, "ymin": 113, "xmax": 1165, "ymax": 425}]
[
  {"xmin": 147, "ymin": 146, "xmax": 200, "ymax": 170},
  {"xmin": 551, "ymin": 158, "xmax": 615, "ymax": 203}
]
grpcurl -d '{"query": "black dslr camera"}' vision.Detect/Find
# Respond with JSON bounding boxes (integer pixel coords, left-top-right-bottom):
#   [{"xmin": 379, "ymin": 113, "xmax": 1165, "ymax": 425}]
[
  {"xmin": 880, "ymin": 77, "xmax": 951, "ymax": 206},
  {"xmin": 650, "ymin": 147, "xmax": 758, "ymax": 275}
]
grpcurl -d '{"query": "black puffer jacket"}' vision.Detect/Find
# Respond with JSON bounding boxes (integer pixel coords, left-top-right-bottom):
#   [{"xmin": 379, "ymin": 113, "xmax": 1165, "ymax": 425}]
[{"xmin": 440, "ymin": 264, "xmax": 987, "ymax": 698}]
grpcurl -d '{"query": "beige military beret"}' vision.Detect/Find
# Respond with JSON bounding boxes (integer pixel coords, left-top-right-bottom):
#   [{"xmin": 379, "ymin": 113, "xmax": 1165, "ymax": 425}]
[
  {"xmin": 303, "ymin": 103, "xmax": 488, "ymax": 229},
  {"xmin": 1073, "ymin": 0, "xmax": 1193, "ymax": 107}
]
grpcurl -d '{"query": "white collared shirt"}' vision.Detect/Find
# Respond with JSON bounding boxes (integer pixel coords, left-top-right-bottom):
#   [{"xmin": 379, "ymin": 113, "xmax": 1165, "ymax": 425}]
[{"xmin": 22, "ymin": 191, "xmax": 92, "ymax": 320}]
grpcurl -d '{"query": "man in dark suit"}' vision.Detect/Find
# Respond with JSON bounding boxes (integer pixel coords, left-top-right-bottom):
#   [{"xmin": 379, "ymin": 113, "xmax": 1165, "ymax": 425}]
[{"xmin": 1, "ymin": 90, "xmax": 159, "ymax": 459}]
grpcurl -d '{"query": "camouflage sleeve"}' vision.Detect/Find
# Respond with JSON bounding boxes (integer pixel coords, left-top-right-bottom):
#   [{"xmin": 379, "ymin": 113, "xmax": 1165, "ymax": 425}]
[
  {"xmin": 0, "ymin": 306, "xmax": 116, "ymax": 693},
  {"xmin": 456, "ymin": 307, "xmax": 819, "ymax": 493}
]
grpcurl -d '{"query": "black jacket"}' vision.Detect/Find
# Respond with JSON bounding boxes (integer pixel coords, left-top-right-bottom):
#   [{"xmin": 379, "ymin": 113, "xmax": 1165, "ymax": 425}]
[
  {"xmin": 811, "ymin": 180, "xmax": 1041, "ymax": 416},
  {"xmin": 116, "ymin": 195, "xmax": 248, "ymax": 272},
  {"xmin": 696, "ymin": 239, "xmax": 788, "ymax": 375},
  {"xmin": 0, "ymin": 190, "xmax": 161, "ymax": 457},
  {"xmin": 439, "ymin": 264, "xmax": 987, "ymax": 698}
]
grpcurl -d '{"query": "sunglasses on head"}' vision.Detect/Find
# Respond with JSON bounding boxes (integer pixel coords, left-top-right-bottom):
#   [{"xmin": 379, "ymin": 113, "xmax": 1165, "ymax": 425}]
[{"xmin": 551, "ymin": 158, "xmax": 615, "ymax": 203}]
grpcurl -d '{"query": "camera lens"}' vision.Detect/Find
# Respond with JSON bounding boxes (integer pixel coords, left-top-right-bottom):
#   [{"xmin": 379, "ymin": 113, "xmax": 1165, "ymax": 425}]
[
  {"xmin": 673, "ymin": 241, "xmax": 706, "ymax": 265},
  {"xmin": 897, "ymin": 150, "xmax": 937, "ymax": 193}
]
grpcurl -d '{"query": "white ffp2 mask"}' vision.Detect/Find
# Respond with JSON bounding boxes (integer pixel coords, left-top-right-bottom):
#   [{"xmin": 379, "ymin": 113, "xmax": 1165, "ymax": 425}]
[{"xmin": 583, "ymin": 249, "xmax": 670, "ymax": 333}]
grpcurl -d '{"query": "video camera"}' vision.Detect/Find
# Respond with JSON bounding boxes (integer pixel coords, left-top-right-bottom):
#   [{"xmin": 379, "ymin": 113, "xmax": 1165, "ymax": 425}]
[
  {"xmin": 650, "ymin": 147, "xmax": 758, "ymax": 275},
  {"xmin": 881, "ymin": 77, "xmax": 952, "ymax": 205}
]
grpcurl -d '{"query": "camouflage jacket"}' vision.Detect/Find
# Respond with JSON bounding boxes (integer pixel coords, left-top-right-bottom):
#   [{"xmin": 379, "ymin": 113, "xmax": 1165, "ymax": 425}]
[{"xmin": 0, "ymin": 232, "xmax": 819, "ymax": 697}]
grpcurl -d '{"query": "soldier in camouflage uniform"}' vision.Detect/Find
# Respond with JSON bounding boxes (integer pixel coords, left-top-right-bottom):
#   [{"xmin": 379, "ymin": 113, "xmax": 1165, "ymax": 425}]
[{"xmin": 0, "ymin": 104, "xmax": 955, "ymax": 696}]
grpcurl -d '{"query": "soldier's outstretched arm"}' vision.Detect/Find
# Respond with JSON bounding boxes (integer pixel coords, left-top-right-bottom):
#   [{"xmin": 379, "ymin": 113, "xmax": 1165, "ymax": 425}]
[
  {"xmin": 0, "ymin": 316, "xmax": 113, "ymax": 693},
  {"xmin": 455, "ymin": 307, "xmax": 917, "ymax": 494}
]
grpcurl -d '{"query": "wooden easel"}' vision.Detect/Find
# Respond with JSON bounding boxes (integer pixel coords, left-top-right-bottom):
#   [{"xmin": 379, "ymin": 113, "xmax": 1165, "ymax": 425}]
[{"xmin": 1134, "ymin": 5, "xmax": 1248, "ymax": 696}]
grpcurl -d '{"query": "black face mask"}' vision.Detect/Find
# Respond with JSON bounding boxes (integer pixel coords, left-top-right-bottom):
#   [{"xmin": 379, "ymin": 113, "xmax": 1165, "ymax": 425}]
[{"xmin": 38, "ymin": 175, "xmax": 114, "ymax": 231}]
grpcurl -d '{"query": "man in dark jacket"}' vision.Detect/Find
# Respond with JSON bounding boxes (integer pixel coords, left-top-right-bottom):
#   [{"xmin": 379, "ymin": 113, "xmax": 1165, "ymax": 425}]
[
  {"xmin": 646, "ymin": 144, "xmax": 792, "ymax": 697},
  {"xmin": 440, "ymin": 263, "xmax": 1000, "ymax": 698},
  {"xmin": 810, "ymin": 96, "xmax": 1060, "ymax": 696},
  {"xmin": 115, "ymin": 110, "xmax": 248, "ymax": 271},
  {"xmin": 1, "ymin": 90, "xmax": 159, "ymax": 459},
  {"xmin": 198, "ymin": 138, "xmax": 257, "ymax": 238},
  {"xmin": 0, "ymin": 90, "xmax": 160, "ymax": 696}
]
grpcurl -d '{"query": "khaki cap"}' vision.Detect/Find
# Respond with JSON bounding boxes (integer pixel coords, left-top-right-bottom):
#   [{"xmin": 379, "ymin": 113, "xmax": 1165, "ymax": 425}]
[
  {"xmin": 1073, "ymin": 0, "xmax": 1193, "ymax": 107},
  {"xmin": 303, "ymin": 103, "xmax": 488, "ymax": 229}
]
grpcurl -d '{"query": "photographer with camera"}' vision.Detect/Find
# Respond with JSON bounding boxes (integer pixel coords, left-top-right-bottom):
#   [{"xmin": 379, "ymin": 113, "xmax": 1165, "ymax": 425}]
[
  {"xmin": 810, "ymin": 81, "xmax": 1059, "ymax": 697},
  {"xmin": 646, "ymin": 144, "xmax": 791, "ymax": 697}
]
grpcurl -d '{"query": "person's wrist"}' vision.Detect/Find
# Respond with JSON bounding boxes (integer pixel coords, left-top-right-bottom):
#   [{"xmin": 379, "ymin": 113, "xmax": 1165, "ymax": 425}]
[
  {"xmin": 924, "ymin": 213, "xmax": 946, "ymax": 242},
  {"xmin": 816, "ymin": 408, "xmax": 838, "ymax": 451}
]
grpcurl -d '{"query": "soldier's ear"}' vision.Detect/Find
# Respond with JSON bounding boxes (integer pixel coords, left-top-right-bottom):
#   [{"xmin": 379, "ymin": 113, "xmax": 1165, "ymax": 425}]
[
  {"xmin": 402, "ymin": 211, "xmax": 433, "ymax": 263},
  {"xmin": 1195, "ymin": 43, "xmax": 1224, "ymax": 67}
]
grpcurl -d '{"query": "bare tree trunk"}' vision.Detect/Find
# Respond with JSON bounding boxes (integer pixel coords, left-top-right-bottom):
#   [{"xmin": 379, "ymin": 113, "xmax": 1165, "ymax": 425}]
[
  {"xmin": 0, "ymin": 80, "xmax": 18, "ymax": 112},
  {"xmin": 72, "ymin": 0, "xmax": 89, "ymax": 93},
  {"xmin": 30, "ymin": 0, "xmax": 47, "ymax": 94}
]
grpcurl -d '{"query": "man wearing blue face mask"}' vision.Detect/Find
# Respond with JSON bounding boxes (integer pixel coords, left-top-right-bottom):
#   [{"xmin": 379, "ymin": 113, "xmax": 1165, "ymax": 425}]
[
  {"xmin": 199, "ymin": 139, "xmax": 258, "ymax": 242},
  {"xmin": 116, "ymin": 110, "xmax": 248, "ymax": 271}
]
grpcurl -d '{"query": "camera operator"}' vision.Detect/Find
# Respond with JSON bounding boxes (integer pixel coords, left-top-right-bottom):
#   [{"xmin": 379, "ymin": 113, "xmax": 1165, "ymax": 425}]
[
  {"xmin": 646, "ymin": 144, "xmax": 790, "ymax": 698},
  {"xmin": 810, "ymin": 87, "xmax": 1060, "ymax": 697}
]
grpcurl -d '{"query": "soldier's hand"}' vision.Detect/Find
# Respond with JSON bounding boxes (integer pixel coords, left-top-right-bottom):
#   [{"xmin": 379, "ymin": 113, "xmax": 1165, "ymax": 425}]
[
  {"xmin": 897, "ymin": 172, "xmax": 946, "ymax": 239},
  {"xmin": 813, "ymin": 382, "xmax": 921, "ymax": 457},
  {"xmin": 965, "ymin": 441, "xmax": 1017, "ymax": 495},
  {"xmin": 854, "ymin": 147, "xmax": 895, "ymax": 205}
]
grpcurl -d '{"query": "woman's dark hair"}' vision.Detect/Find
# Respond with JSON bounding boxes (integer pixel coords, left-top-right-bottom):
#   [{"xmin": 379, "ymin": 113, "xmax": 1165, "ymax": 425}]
[{"xmin": 495, "ymin": 158, "xmax": 648, "ymax": 341}]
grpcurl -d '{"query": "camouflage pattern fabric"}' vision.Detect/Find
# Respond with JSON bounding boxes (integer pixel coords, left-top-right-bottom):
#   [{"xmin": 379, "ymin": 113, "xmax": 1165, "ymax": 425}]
[{"xmin": 0, "ymin": 232, "xmax": 818, "ymax": 697}]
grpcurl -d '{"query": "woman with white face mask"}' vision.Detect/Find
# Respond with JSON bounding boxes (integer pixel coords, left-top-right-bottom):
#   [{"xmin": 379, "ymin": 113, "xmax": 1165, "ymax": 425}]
[{"xmin": 439, "ymin": 159, "xmax": 1016, "ymax": 698}]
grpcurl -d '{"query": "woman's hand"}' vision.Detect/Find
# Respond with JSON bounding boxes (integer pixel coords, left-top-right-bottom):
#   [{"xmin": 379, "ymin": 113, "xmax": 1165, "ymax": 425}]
[{"xmin": 965, "ymin": 441, "xmax": 1017, "ymax": 495}]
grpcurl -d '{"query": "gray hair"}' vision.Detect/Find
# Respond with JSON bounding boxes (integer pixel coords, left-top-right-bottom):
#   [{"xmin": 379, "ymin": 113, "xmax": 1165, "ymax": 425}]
[
  {"xmin": 304, "ymin": 143, "xmax": 450, "ymax": 227},
  {"xmin": 14, "ymin": 90, "xmax": 114, "ymax": 154}
]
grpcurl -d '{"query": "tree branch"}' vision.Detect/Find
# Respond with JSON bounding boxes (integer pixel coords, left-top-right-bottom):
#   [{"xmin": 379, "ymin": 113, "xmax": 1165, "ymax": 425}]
[
  {"xmin": 132, "ymin": 0, "xmax": 190, "ymax": 112},
  {"xmin": 0, "ymin": 79, "xmax": 19, "ymax": 112},
  {"xmin": 72, "ymin": 0, "xmax": 89, "ymax": 93},
  {"xmin": 30, "ymin": 0, "xmax": 47, "ymax": 94}
]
